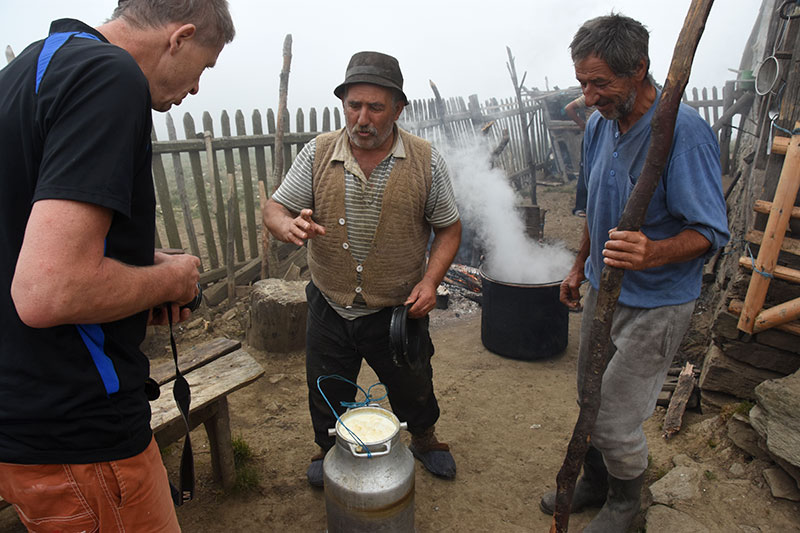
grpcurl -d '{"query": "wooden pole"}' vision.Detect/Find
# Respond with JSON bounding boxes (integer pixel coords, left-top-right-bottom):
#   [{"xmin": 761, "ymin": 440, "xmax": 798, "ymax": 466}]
[
  {"xmin": 506, "ymin": 46, "xmax": 537, "ymax": 205},
  {"xmin": 273, "ymin": 34, "xmax": 293, "ymax": 186},
  {"xmin": 551, "ymin": 2, "xmax": 715, "ymax": 531},
  {"xmin": 737, "ymin": 123, "xmax": 800, "ymax": 333}
]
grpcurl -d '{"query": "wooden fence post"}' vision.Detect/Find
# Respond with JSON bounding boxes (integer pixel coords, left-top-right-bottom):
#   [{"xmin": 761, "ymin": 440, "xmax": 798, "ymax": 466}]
[
  {"xmin": 235, "ymin": 110, "xmax": 259, "ymax": 259},
  {"xmin": 166, "ymin": 113, "xmax": 203, "ymax": 268},
  {"xmin": 183, "ymin": 113, "xmax": 219, "ymax": 269},
  {"xmin": 220, "ymin": 110, "xmax": 246, "ymax": 262},
  {"xmin": 150, "ymin": 128, "xmax": 182, "ymax": 249}
]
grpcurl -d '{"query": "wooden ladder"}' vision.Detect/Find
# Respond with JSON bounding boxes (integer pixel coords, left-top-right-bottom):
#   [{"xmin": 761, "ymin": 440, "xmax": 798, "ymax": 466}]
[{"xmin": 736, "ymin": 122, "xmax": 800, "ymax": 334}]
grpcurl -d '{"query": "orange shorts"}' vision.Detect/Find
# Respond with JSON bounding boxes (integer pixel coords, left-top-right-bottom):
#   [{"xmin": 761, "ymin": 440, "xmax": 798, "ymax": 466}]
[{"xmin": 0, "ymin": 436, "xmax": 180, "ymax": 533}]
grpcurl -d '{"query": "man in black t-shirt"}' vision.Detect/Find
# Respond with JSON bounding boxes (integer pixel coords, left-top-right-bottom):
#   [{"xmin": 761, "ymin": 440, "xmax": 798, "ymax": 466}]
[{"xmin": 0, "ymin": 2, "xmax": 234, "ymax": 531}]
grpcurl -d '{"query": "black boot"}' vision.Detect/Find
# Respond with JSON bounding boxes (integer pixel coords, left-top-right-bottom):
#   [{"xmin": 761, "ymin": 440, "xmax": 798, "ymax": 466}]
[
  {"xmin": 539, "ymin": 446, "xmax": 608, "ymax": 515},
  {"xmin": 583, "ymin": 472, "xmax": 645, "ymax": 532}
]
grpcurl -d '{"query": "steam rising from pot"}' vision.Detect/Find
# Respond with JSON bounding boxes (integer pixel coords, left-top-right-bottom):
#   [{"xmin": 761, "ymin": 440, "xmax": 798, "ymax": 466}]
[{"xmin": 442, "ymin": 139, "xmax": 573, "ymax": 285}]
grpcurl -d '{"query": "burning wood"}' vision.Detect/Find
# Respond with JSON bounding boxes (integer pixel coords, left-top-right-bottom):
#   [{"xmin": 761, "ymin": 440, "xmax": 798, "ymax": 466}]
[
  {"xmin": 443, "ymin": 264, "xmax": 482, "ymax": 293},
  {"xmin": 442, "ymin": 264, "xmax": 482, "ymax": 304}
]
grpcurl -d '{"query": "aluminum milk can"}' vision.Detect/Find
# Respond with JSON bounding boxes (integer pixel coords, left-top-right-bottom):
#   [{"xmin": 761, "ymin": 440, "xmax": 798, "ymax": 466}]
[{"xmin": 323, "ymin": 405, "xmax": 415, "ymax": 532}]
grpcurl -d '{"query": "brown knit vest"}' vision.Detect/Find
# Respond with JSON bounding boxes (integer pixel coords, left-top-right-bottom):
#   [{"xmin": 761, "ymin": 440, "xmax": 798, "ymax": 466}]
[{"xmin": 307, "ymin": 128, "xmax": 432, "ymax": 308}]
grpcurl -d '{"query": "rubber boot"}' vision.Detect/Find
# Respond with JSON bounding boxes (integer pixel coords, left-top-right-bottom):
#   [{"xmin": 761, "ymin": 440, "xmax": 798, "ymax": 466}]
[
  {"xmin": 583, "ymin": 472, "xmax": 645, "ymax": 533},
  {"xmin": 539, "ymin": 446, "xmax": 608, "ymax": 515}
]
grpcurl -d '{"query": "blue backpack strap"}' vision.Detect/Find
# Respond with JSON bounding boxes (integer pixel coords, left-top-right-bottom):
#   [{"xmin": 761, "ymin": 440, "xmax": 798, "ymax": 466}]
[{"xmin": 36, "ymin": 31, "xmax": 101, "ymax": 94}]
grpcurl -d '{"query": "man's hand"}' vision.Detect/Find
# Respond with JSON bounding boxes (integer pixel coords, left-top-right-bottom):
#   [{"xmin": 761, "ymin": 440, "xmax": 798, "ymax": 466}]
[
  {"xmin": 265, "ymin": 200, "xmax": 326, "ymax": 246},
  {"xmin": 602, "ymin": 228, "xmax": 653, "ymax": 270},
  {"xmin": 560, "ymin": 267, "xmax": 586, "ymax": 310},
  {"xmin": 405, "ymin": 278, "xmax": 437, "ymax": 318},
  {"xmin": 148, "ymin": 251, "xmax": 201, "ymax": 325},
  {"xmin": 603, "ymin": 227, "xmax": 711, "ymax": 271},
  {"xmin": 148, "ymin": 303, "xmax": 191, "ymax": 326}
]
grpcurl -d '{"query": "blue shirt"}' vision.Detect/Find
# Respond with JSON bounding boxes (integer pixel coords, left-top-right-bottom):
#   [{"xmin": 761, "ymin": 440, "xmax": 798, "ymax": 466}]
[{"xmin": 582, "ymin": 90, "xmax": 730, "ymax": 308}]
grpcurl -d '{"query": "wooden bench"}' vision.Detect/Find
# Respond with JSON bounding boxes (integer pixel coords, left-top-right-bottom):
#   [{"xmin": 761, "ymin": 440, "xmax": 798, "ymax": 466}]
[
  {"xmin": 0, "ymin": 338, "xmax": 260, "ymax": 514},
  {"xmin": 149, "ymin": 338, "xmax": 264, "ymax": 489}
]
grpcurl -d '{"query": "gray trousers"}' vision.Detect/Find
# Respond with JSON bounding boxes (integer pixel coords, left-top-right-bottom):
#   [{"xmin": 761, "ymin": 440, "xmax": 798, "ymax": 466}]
[{"xmin": 577, "ymin": 287, "xmax": 694, "ymax": 480}]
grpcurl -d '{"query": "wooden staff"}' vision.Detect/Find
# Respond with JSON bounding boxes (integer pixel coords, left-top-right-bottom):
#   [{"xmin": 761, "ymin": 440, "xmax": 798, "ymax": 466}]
[{"xmin": 551, "ymin": 1, "xmax": 714, "ymax": 531}]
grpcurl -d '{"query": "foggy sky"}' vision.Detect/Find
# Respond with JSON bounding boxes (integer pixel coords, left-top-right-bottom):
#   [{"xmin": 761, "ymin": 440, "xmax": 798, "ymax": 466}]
[{"xmin": 1, "ymin": 0, "xmax": 760, "ymax": 129}]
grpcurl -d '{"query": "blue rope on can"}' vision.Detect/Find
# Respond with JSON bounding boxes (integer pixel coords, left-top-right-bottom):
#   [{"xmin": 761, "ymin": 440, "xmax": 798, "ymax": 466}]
[{"xmin": 316, "ymin": 375, "xmax": 388, "ymax": 458}]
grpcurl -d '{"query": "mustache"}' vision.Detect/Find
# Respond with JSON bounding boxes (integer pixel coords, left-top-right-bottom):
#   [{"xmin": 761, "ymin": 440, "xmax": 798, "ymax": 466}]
[{"xmin": 349, "ymin": 125, "xmax": 378, "ymax": 135}]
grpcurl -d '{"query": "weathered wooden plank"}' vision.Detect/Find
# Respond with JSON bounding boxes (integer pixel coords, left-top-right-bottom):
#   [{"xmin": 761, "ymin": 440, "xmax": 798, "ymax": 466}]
[
  {"xmin": 663, "ymin": 363, "xmax": 695, "ymax": 439},
  {"xmin": 322, "ymin": 107, "xmax": 331, "ymax": 132},
  {"xmin": 149, "ymin": 338, "xmax": 241, "ymax": 385},
  {"xmin": 204, "ymin": 257, "xmax": 262, "ymax": 307},
  {"xmin": 251, "ymin": 110, "xmax": 270, "ymax": 194},
  {"xmin": 166, "ymin": 113, "xmax": 203, "ymax": 267},
  {"xmin": 183, "ymin": 113, "xmax": 219, "ymax": 269},
  {"xmin": 150, "ymin": 128, "xmax": 182, "ymax": 249},
  {"xmin": 235, "ymin": 110, "xmax": 259, "ymax": 259},
  {"xmin": 203, "ymin": 114, "xmax": 229, "ymax": 262},
  {"xmin": 333, "ymin": 107, "xmax": 342, "ymax": 130},
  {"xmin": 220, "ymin": 111, "xmax": 245, "ymax": 262},
  {"xmin": 152, "ymin": 132, "xmax": 316, "ymax": 154},
  {"xmin": 150, "ymin": 349, "xmax": 264, "ymax": 434},
  {"xmin": 266, "ymin": 108, "xmax": 277, "ymax": 174}
]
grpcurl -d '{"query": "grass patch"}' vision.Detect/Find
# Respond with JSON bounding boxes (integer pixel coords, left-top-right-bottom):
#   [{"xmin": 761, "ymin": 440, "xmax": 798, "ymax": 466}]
[{"xmin": 231, "ymin": 435, "xmax": 260, "ymax": 493}]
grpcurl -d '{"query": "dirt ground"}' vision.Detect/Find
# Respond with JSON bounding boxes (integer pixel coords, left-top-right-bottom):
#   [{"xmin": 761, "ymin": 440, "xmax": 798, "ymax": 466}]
[{"xmin": 2, "ymin": 183, "xmax": 799, "ymax": 532}]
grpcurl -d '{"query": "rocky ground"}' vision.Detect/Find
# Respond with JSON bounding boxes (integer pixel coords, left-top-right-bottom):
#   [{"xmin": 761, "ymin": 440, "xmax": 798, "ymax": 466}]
[{"xmin": 1, "ymin": 182, "xmax": 798, "ymax": 532}]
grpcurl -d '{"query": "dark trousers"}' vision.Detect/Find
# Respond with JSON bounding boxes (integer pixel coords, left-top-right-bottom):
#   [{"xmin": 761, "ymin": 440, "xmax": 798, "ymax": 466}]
[{"xmin": 305, "ymin": 281, "xmax": 440, "ymax": 451}]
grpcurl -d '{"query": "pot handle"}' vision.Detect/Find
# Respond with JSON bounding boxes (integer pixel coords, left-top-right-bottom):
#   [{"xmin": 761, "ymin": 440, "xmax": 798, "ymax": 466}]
[{"xmin": 350, "ymin": 441, "xmax": 391, "ymax": 458}]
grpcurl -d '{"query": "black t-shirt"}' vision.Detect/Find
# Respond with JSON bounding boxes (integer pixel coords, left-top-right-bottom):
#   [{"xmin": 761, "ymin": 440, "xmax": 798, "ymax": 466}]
[{"xmin": 0, "ymin": 19, "xmax": 155, "ymax": 463}]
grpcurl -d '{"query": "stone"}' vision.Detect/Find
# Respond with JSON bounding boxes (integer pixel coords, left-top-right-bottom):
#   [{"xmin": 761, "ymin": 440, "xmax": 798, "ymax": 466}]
[
  {"xmin": 751, "ymin": 370, "xmax": 800, "ymax": 467},
  {"xmin": 649, "ymin": 463, "xmax": 702, "ymax": 506},
  {"xmin": 729, "ymin": 462, "xmax": 746, "ymax": 477},
  {"xmin": 727, "ymin": 413, "xmax": 771, "ymax": 460},
  {"xmin": 246, "ymin": 279, "xmax": 308, "ymax": 353},
  {"xmin": 699, "ymin": 344, "xmax": 782, "ymax": 400},
  {"xmin": 763, "ymin": 467, "xmax": 800, "ymax": 501},
  {"xmin": 645, "ymin": 505, "xmax": 710, "ymax": 533},
  {"xmin": 721, "ymin": 338, "xmax": 800, "ymax": 375}
]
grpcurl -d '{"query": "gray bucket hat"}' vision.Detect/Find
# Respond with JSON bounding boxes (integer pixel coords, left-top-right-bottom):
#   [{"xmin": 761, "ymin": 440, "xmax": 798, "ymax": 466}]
[{"xmin": 333, "ymin": 51, "xmax": 409, "ymax": 106}]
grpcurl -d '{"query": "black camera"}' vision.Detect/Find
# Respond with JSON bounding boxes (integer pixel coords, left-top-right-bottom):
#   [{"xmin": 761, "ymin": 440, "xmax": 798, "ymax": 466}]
[{"xmin": 180, "ymin": 283, "xmax": 203, "ymax": 312}]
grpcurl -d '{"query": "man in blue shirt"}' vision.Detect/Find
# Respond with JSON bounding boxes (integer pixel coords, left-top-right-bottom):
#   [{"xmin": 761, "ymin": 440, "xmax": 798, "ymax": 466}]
[{"xmin": 539, "ymin": 14, "xmax": 729, "ymax": 532}]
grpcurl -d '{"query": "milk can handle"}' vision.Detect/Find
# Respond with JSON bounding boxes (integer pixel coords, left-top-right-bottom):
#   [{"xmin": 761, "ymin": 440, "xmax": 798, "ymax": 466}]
[{"xmin": 350, "ymin": 441, "xmax": 391, "ymax": 458}]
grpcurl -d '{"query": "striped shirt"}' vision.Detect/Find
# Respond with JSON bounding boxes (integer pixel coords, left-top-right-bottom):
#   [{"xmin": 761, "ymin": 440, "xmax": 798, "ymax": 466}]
[{"xmin": 272, "ymin": 128, "xmax": 460, "ymax": 319}]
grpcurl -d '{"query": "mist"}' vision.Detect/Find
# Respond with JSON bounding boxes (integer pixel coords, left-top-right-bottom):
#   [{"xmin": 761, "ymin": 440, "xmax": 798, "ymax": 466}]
[{"xmin": 441, "ymin": 139, "xmax": 574, "ymax": 285}]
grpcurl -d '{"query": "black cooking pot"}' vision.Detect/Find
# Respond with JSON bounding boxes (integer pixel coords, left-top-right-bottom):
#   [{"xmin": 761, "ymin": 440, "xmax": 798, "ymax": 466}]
[{"xmin": 479, "ymin": 268, "xmax": 568, "ymax": 360}]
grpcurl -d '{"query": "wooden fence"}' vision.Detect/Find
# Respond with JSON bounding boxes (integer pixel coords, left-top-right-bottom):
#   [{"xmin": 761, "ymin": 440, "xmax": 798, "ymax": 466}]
[{"xmin": 150, "ymin": 84, "xmax": 749, "ymax": 280}]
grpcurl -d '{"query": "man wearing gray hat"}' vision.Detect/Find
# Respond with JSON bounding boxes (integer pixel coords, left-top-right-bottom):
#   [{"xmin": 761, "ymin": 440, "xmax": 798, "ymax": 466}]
[{"xmin": 265, "ymin": 51, "xmax": 462, "ymax": 487}]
